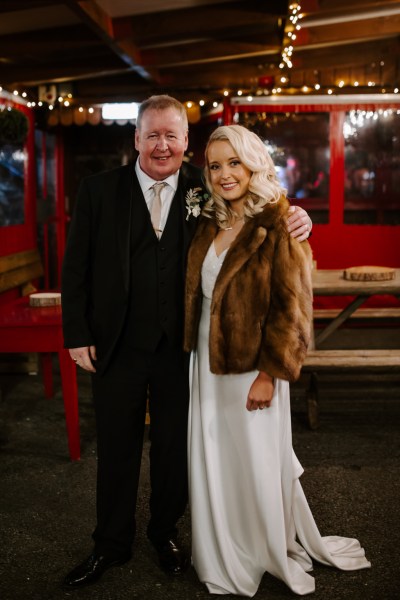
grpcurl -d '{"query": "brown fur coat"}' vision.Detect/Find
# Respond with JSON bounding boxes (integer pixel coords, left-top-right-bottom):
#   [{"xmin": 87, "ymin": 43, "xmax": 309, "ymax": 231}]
[{"xmin": 184, "ymin": 197, "xmax": 313, "ymax": 381}]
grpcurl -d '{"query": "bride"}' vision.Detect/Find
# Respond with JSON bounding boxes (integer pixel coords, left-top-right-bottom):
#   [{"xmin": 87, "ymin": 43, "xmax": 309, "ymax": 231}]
[{"xmin": 184, "ymin": 124, "xmax": 370, "ymax": 596}]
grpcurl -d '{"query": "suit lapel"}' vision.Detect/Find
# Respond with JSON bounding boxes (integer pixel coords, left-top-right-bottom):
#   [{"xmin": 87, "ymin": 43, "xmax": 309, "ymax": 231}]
[
  {"xmin": 177, "ymin": 163, "xmax": 205, "ymax": 256},
  {"xmin": 115, "ymin": 164, "xmax": 138, "ymax": 294}
]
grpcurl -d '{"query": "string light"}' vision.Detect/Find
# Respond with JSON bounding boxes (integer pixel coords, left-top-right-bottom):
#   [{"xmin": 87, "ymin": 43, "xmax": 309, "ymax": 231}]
[
  {"xmin": 2, "ymin": 77, "xmax": 399, "ymax": 122},
  {"xmin": 281, "ymin": 3, "xmax": 302, "ymax": 70}
]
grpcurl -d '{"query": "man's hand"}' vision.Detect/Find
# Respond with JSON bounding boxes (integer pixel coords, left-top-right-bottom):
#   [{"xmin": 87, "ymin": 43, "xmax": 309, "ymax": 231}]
[
  {"xmin": 287, "ymin": 205, "xmax": 312, "ymax": 242},
  {"xmin": 69, "ymin": 346, "xmax": 97, "ymax": 373}
]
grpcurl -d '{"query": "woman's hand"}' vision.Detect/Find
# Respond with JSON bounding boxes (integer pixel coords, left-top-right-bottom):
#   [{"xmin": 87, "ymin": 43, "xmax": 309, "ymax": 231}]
[
  {"xmin": 246, "ymin": 371, "xmax": 275, "ymax": 411},
  {"xmin": 69, "ymin": 346, "xmax": 97, "ymax": 373}
]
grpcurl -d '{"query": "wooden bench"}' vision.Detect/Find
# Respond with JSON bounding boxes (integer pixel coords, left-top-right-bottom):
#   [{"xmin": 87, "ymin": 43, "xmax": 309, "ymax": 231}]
[
  {"xmin": 0, "ymin": 249, "xmax": 80, "ymax": 460},
  {"xmin": 313, "ymin": 307, "xmax": 400, "ymax": 321},
  {"xmin": 0, "ymin": 249, "xmax": 44, "ymax": 297},
  {"xmin": 301, "ymin": 349, "xmax": 400, "ymax": 430}
]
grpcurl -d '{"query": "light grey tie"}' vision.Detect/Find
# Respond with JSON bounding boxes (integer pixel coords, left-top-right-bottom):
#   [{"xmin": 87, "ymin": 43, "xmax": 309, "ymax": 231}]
[{"xmin": 150, "ymin": 182, "xmax": 166, "ymax": 239}]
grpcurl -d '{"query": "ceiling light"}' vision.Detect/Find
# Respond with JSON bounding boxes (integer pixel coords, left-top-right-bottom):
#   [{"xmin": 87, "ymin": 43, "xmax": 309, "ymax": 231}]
[{"xmin": 102, "ymin": 103, "xmax": 138, "ymax": 120}]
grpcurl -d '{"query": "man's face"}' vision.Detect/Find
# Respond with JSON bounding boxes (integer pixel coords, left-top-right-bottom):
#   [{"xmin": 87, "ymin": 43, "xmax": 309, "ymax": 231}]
[{"xmin": 135, "ymin": 107, "xmax": 188, "ymax": 180}]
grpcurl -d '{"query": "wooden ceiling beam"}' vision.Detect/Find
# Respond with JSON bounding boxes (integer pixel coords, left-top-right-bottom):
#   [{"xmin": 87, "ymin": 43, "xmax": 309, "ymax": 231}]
[
  {"xmin": 0, "ymin": 26, "xmax": 104, "ymax": 56},
  {"xmin": 292, "ymin": 38, "xmax": 399, "ymax": 72},
  {"xmin": 302, "ymin": 0, "xmax": 400, "ymax": 15},
  {"xmin": 141, "ymin": 39, "xmax": 281, "ymax": 70},
  {"xmin": 63, "ymin": 0, "xmax": 156, "ymax": 82},
  {"xmin": 0, "ymin": 0, "xmax": 60, "ymax": 13},
  {"xmin": 296, "ymin": 14, "xmax": 400, "ymax": 47},
  {"xmin": 1, "ymin": 59, "xmax": 133, "ymax": 87},
  {"xmin": 122, "ymin": 0, "xmax": 287, "ymax": 48}
]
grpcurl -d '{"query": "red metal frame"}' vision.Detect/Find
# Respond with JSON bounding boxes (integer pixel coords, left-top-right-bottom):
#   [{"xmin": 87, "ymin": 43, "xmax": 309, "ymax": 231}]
[
  {"xmin": 0, "ymin": 102, "xmax": 37, "ymax": 257},
  {"xmin": 229, "ymin": 101, "xmax": 400, "ymax": 272}
]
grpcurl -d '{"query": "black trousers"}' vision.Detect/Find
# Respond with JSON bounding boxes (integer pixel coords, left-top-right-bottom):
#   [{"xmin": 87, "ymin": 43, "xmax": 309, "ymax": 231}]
[{"xmin": 91, "ymin": 336, "xmax": 189, "ymax": 556}]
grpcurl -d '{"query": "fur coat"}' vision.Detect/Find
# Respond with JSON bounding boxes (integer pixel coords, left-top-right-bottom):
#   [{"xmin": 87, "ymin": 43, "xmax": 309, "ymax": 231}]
[{"xmin": 183, "ymin": 197, "xmax": 313, "ymax": 382}]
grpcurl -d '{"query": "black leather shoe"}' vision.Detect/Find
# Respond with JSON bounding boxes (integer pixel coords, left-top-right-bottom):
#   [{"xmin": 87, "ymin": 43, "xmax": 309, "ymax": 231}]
[
  {"xmin": 63, "ymin": 552, "xmax": 130, "ymax": 588},
  {"xmin": 154, "ymin": 539, "xmax": 189, "ymax": 576}
]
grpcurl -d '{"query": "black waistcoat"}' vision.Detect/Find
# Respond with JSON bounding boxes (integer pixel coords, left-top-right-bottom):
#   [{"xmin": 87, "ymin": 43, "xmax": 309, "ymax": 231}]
[{"xmin": 122, "ymin": 189, "xmax": 184, "ymax": 351}]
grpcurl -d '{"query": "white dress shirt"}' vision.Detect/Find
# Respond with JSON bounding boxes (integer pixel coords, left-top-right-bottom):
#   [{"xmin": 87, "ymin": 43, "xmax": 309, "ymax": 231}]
[{"xmin": 135, "ymin": 159, "xmax": 179, "ymax": 235}]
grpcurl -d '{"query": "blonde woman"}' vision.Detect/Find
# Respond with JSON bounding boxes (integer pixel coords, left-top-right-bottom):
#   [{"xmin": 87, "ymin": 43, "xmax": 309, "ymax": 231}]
[{"xmin": 184, "ymin": 125, "xmax": 370, "ymax": 596}]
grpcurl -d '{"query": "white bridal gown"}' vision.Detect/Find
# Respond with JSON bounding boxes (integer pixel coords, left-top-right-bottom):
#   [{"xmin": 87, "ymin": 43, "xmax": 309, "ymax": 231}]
[{"xmin": 188, "ymin": 242, "xmax": 371, "ymax": 597}]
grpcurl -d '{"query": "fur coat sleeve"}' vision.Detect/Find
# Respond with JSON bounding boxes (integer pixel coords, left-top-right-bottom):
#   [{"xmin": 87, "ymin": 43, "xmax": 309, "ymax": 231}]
[{"xmin": 184, "ymin": 197, "xmax": 313, "ymax": 382}]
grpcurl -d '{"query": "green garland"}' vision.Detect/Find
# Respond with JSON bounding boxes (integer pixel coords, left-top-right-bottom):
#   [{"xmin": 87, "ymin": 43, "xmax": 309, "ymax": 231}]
[{"xmin": 0, "ymin": 107, "xmax": 29, "ymax": 145}]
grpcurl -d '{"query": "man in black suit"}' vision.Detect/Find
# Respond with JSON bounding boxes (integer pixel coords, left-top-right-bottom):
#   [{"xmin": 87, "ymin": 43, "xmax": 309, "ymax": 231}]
[{"xmin": 61, "ymin": 95, "xmax": 312, "ymax": 588}]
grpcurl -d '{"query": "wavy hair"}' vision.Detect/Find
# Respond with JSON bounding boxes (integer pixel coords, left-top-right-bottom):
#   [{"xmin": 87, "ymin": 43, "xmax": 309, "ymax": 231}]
[{"xmin": 202, "ymin": 125, "xmax": 286, "ymax": 228}]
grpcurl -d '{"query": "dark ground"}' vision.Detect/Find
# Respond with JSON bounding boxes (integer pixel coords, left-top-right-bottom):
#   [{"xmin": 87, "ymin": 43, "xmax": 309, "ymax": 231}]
[{"xmin": 0, "ymin": 365, "xmax": 399, "ymax": 600}]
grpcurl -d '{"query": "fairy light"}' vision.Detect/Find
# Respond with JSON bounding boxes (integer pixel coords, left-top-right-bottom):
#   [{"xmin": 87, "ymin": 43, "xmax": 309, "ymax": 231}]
[
  {"xmin": 237, "ymin": 90, "xmax": 243, "ymax": 96},
  {"xmin": 338, "ymin": 81, "xmax": 345, "ymax": 88},
  {"xmin": 223, "ymin": 90, "xmax": 229, "ymax": 97},
  {"xmin": 88, "ymin": 107, "xmax": 94, "ymax": 113},
  {"xmin": 199, "ymin": 99, "xmax": 205, "ymax": 106},
  {"xmin": 281, "ymin": 3, "xmax": 302, "ymax": 70},
  {"xmin": 186, "ymin": 101, "xmax": 193, "ymax": 108}
]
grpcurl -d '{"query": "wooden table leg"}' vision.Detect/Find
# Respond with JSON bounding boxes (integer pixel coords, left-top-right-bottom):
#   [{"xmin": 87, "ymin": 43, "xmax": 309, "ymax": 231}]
[
  {"xmin": 58, "ymin": 349, "xmax": 80, "ymax": 461},
  {"xmin": 314, "ymin": 295, "xmax": 367, "ymax": 347}
]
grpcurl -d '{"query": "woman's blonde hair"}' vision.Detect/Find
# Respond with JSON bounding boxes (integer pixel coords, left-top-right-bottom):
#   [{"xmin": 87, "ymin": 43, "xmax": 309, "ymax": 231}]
[{"xmin": 203, "ymin": 124, "xmax": 286, "ymax": 228}]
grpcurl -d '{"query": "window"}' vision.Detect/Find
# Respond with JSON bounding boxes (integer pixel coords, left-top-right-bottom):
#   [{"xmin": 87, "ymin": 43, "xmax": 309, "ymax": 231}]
[
  {"xmin": 0, "ymin": 143, "xmax": 26, "ymax": 226},
  {"xmin": 238, "ymin": 112, "xmax": 330, "ymax": 223},
  {"xmin": 344, "ymin": 109, "xmax": 400, "ymax": 224}
]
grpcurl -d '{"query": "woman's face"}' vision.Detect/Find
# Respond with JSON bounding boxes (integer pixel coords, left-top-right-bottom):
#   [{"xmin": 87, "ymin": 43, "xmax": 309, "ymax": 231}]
[{"xmin": 207, "ymin": 140, "xmax": 251, "ymax": 210}]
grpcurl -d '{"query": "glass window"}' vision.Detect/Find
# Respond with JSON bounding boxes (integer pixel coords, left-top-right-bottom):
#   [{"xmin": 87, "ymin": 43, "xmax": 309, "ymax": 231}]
[
  {"xmin": 344, "ymin": 109, "xmax": 400, "ymax": 224},
  {"xmin": 238, "ymin": 112, "xmax": 330, "ymax": 223},
  {"xmin": 0, "ymin": 143, "xmax": 26, "ymax": 226}
]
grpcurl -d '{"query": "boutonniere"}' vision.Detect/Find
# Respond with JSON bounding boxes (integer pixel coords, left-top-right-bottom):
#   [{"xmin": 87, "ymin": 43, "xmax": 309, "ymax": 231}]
[{"xmin": 185, "ymin": 187, "xmax": 209, "ymax": 221}]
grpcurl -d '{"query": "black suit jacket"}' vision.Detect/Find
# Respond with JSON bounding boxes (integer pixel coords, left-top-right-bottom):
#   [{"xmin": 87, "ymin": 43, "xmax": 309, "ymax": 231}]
[{"xmin": 61, "ymin": 161, "xmax": 204, "ymax": 371}]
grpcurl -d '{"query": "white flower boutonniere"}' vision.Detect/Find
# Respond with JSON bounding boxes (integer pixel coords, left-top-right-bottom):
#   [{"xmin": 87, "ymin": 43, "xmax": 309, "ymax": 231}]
[{"xmin": 185, "ymin": 187, "xmax": 209, "ymax": 221}]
